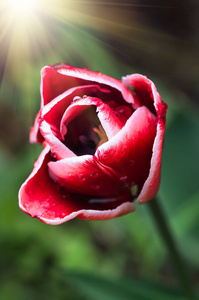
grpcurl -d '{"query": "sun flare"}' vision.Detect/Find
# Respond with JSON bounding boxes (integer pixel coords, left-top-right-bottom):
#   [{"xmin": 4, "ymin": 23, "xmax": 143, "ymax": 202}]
[
  {"xmin": 8, "ymin": 0, "xmax": 38, "ymax": 17},
  {"xmin": 0, "ymin": 0, "xmax": 153, "ymax": 94}
]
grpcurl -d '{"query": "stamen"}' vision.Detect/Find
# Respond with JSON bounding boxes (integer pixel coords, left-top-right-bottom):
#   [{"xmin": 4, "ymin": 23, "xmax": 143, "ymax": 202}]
[{"xmin": 93, "ymin": 125, "xmax": 108, "ymax": 147}]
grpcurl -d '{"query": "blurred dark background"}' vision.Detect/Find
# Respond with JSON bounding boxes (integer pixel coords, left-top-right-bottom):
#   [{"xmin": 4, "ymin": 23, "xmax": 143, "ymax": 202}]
[{"xmin": 0, "ymin": 1, "xmax": 199, "ymax": 299}]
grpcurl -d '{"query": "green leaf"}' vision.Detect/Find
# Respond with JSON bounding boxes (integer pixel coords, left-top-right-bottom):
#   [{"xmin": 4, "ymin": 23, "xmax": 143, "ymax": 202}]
[{"xmin": 64, "ymin": 271, "xmax": 186, "ymax": 300}]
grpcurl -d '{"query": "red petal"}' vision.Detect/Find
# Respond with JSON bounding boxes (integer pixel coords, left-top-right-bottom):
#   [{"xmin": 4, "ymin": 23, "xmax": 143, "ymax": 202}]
[
  {"xmin": 41, "ymin": 65, "xmax": 139, "ymax": 108},
  {"xmin": 122, "ymin": 74, "xmax": 167, "ymax": 203},
  {"xmin": 41, "ymin": 66, "xmax": 79, "ymax": 106},
  {"xmin": 40, "ymin": 96, "xmax": 124, "ymax": 160},
  {"xmin": 36, "ymin": 65, "xmax": 140, "ymax": 141},
  {"xmin": 48, "ymin": 155, "xmax": 122, "ymax": 197},
  {"xmin": 136, "ymin": 120, "xmax": 165, "ymax": 203},
  {"xmin": 122, "ymin": 74, "xmax": 167, "ymax": 119},
  {"xmin": 18, "ymin": 145, "xmax": 79, "ymax": 224},
  {"xmin": 41, "ymin": 84, "xmax": 111, "ymax": 138},
  {"xmin": 96, "ymin": 106, "xmax": 157, "ymax": 189},
  {"xmin": 39, "ymin": 120, "xmax": 76, "ymax": 159},
  {"xmin": 60, "ymin": 96, "xmax": 123, "ymax": 140},
  {"xmin": 29, "ymin": 111, "xmax": 44, "ymax": 144},
  {"xmin": 19, "ymin": 145, "xmax": 135, "ymax": 224},
  {"xmin": 77, "ymin": 200, "xmax": 135, "ymax": 220}
]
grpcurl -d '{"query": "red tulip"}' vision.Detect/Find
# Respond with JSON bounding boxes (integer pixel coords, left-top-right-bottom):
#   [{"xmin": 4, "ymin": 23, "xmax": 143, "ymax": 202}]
[{"xmin": 19, "ymin": 64, "xmax": 167, "ymax": 224}]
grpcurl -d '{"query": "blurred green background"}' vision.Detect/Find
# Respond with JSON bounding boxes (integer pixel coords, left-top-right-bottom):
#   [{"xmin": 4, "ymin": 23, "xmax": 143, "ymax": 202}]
[{"xmin": 0, "ymin": 0, "xmax": 199, "ymax": 299}]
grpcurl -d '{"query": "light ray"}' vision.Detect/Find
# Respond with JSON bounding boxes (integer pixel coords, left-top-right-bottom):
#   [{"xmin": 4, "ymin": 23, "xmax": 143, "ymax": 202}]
[
  {"xmin": 0, "ymin": 0, "xmax": 180, "ymax": 98},
  {"xmin": 9, "ymin": 0, "xmax": 37, "ymax": 16}
]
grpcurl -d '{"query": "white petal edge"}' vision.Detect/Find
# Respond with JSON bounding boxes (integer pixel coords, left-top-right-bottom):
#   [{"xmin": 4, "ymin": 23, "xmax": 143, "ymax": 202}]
[
  {"xmin": 136, "ymin": 121, "xmax": 164, "ymax": 204},
  {"xmin": 38, "ymin": 201, "xmax": 136, "ymax": 225},
  {"xmin": 41, "ymin": 84, "xmax": 110, "ymax": 118},
  {"xmin": 40, "ymin": 120, "xmax": 76, "ymax": 159},
  {"xmin": 47, "ymin": 66, "xmax": 140, "ymax": 109},
  {"xmin": 59, "ymin": 97, "xmax": 123, "ymax": 141},
  {"xmin": 122, "ymin": 74, "xmax": 166, "ymax": 204},
  {"xmin": 122, "ymin": 73, "xmax": 163, "ymax": 112},
  {"xmin": 30, "ymin": 118, "xmax": 40, "ymax": 143},
  {"xmin": 18, "ymin": 144, "xmax": 51, "ymax": 213}
]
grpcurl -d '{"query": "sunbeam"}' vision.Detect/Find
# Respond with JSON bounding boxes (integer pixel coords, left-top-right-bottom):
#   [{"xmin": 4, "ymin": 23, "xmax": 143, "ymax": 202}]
[
  {"xmin": 8, "ymin": 0, "xmax": 37, "ymax": 16},
  {"xmin": 0, "ymin": 0, "xmax": 188, "ymax": 100}
]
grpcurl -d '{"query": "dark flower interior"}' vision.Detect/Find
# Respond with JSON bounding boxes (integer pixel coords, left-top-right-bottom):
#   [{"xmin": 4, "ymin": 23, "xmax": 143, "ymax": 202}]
[
  {"xmin": 63, "ymin": 106, "xmax": 108, "ymax": 156},
  {"xmin": 61, "ymin": 94, "xmax": 135, "ymax": 156}
]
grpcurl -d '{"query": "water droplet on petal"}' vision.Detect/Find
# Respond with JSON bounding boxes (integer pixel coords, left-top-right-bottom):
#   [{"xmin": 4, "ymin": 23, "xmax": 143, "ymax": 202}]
[
  {"xmin": 121, "ymin": 148, "xmax": 126, "ymax": 155},
  {"xmin": 91, "ymin": 183, "xmax": 100, "ymax": 190},
  {"xmin": 90, "ymin": 172, "xmax": 99, "ymax": 178},
  {"xmin": 115, "ymin": 105, "xmax": 132, "ymax": 118},
  {"xmin": 51, "ymin": 152, "xmax": 56, "ymax": 158},
  {"xmin": 119, "ymin": 176, "xmax": 130, "ymax": 188},
  {"xmin": 78, "ymin": 174, "xmax": 86, "ymax": 182},
  {"xmin": 120, "ymin": 176, "xmax": 128, "ymax": 182},
  {"xmin": 44, "ymin": 202, "xmax": 51, "ymax": 208},
  {"xmin": 73, "ymin": 96, "xmax": 81, "ymax": 102},
  {"xmin": 129, "ymin": 159, "xmax": 135, "ymax": 166},
  {"xmin": 101, "ymin": 153, "xmax": 108, "ymax": 159},
  {"xmin": 57, "ymin": 211, "xmax": 66, "ymax": 218},
  {"xmin": 83, "ymin": 95, "xmax": 88, "ymax": 99}
]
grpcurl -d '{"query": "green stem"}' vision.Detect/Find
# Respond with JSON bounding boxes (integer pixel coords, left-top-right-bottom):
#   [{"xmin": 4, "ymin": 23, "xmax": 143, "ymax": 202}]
[{"xmin": 148, "ymin": 197, "xmax": 196, "ymax": 300}]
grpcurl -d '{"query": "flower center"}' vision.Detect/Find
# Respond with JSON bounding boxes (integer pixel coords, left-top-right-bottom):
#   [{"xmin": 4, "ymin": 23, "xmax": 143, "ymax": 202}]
[{"xmin": 63, "ymin": 107, "xmax": 108, "ymax": 156}]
